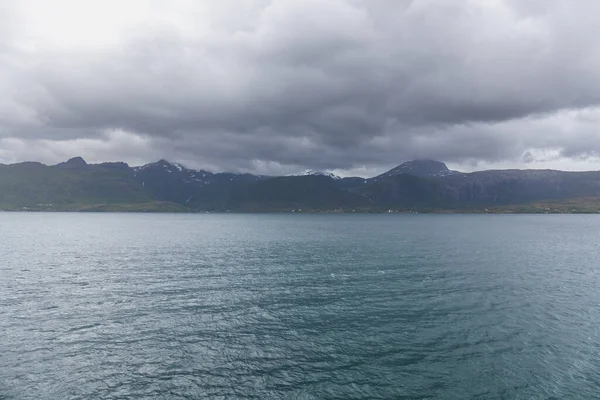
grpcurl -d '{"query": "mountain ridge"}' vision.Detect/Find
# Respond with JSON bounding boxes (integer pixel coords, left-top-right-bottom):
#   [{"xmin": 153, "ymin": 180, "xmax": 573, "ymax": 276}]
[
  {"xmin": 8, "ymin": 156, "xmax": 596, "ymax": 179},
  {"xmin": 3, "ymin": 157, "xmax": 600, "ymax": 212}
]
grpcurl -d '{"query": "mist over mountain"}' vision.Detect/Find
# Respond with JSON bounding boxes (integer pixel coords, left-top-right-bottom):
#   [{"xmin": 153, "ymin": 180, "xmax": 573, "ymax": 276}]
[{"xmin": 3, "ymin": 157, "xmax": 600, "ymax": 212}]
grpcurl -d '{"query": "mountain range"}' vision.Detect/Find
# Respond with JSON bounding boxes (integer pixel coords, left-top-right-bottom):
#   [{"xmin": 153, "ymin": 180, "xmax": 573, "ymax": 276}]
[{"xmin": 2, "ymin": 157, "xmax": 600, "ymax": 212}]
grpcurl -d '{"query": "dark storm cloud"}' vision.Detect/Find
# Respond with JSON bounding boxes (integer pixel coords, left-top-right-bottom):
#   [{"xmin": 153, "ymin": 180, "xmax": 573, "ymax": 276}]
[{"xmin": 2, "ymin": 0, "xmax": 600, "ymax": 173}]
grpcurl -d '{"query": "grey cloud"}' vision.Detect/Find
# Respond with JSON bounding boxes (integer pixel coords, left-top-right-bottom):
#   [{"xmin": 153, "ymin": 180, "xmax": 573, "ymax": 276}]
[{"xmin": 1, "ymin": 0, "xmax": 600, "ymax": 174}]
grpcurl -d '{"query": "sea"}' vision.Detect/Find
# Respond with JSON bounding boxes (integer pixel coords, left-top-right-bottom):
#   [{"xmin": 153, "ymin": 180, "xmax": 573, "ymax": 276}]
[{"xmin": 1, "ymin": 213, "xmax": 600, "ymax": 399}]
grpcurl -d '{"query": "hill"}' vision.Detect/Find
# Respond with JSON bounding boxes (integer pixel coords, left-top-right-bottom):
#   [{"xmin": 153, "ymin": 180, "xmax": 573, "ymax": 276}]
[{"xmin": 0, "ymin": 158, "xmax": 174, "ymax": 211}]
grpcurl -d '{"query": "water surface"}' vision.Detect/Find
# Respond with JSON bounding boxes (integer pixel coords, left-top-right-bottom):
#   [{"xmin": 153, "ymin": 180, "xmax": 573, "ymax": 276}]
[{"xmin": 1, "ymin": 213, "xmax": 600, "ymax": 399}]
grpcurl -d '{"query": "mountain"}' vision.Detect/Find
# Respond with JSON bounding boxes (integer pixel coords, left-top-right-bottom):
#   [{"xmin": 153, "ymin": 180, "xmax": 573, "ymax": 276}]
[
  {"xmin": 132, "ymin": 160, "xmax": 266, "ymax": 210},
  {"xmin": 132, "ymin": 161, "xmax": 365, "ymax": 211},
  {"xmin": 226, "ymin": 175, "xmax": 369, "ymax": 211},
  {"xmin": 362, "ymin": 165, "xmax": 600, "ymax": 209},
  {"xmin": 3, "ymin": 157, "xmax": 600, "ymax": 212},
  {"xmin": 360, "ymin": 173, "xmax": 458, "ymax": 209},
  {"xmin": 56, "ymin": 156, "xmax": 89, "ymax": 169},
  {"xmin": 373, "ymin": 159, "xmax": 459, "ymax": 180},
  {"xmin": 0, "ymin": 158, "xmax": 180, "ymax": 211}
]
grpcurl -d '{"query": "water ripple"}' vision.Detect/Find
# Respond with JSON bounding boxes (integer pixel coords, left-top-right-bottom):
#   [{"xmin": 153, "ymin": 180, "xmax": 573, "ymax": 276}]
[{"xmin": 2, "ymin": 213, "xmax": 600, "ymax": 399}]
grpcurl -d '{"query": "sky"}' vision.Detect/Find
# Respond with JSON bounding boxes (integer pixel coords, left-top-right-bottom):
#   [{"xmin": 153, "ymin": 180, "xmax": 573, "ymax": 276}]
[{"xmin": 1, "ymin": 0, "xmax": 600, "ymax": 177}]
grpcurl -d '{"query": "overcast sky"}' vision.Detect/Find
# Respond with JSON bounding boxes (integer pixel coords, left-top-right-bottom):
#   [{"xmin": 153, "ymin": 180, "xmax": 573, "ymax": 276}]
[{"xmin": 1, "ymin": 0, "xmax": 600, "ymax": 176}]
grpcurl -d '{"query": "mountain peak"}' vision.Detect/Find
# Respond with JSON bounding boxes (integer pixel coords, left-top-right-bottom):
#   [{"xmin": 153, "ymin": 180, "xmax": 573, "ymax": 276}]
[
  {"xmin": 378, "ymin": 159, "xmax": 457, "ymax": 179},
  {"xmin": 56, "ymin": 156, "xmax": 88, "ymax": 169},
  {"xmin": 398, "ymin": 159, "xmax": 449, "ymax": 171},
  {"xmin": 292, "ymin": 170, "xmax": 341, "ymax": 180},
  {"xmin": 139, "ymin": 159, "xmax": 186, "ymax": 172},
  {"xmin": 66, "ymin": 156, "xmax": 87, "ymax": 166}
]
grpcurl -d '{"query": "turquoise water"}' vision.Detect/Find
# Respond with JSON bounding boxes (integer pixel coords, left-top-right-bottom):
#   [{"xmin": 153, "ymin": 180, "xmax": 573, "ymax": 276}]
[{"xmin": 1, "ymin": 213, "xmax": 600, "ymax": 399}]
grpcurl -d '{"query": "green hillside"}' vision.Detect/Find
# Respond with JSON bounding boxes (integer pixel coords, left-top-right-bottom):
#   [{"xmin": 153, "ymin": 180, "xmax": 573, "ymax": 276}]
[{"xmin": 0, "ymin": 160, "xmax": 172, "ymax": 211}]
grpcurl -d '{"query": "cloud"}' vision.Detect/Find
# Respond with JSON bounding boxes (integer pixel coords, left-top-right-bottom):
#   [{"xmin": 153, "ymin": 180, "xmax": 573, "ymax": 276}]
[{"xmin": 1, "ymin": 0, "xmax": 600, "ymax": 175}]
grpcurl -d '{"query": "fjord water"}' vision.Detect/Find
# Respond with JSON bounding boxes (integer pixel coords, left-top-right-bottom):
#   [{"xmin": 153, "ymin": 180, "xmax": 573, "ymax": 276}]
[{"xmin": 2, "ymin": 214, "xmax": 600, "ymax": 399}]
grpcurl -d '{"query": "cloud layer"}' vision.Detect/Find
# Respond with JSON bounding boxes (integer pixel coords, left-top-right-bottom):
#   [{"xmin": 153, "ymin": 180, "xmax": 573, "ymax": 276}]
[{"xmin": 2, "ymin": 0, "xmax": 600, "ymax": 175}]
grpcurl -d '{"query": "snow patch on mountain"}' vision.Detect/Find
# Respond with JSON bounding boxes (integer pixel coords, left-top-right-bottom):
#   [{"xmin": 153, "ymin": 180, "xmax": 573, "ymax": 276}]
[{"xmin": 292, "ymin": 170, "xmax": 341, "ymax": 179}]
